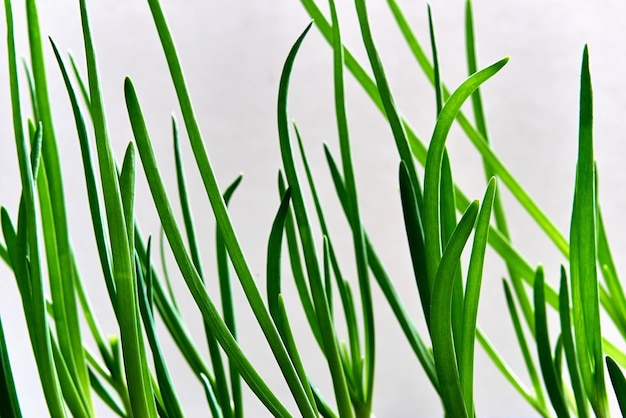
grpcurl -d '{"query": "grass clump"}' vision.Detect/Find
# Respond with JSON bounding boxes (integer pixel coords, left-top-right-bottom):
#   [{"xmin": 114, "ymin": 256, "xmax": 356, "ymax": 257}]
[{"xmin": 0, "ymin": 0, "xmax": 625, "ymax": 416}]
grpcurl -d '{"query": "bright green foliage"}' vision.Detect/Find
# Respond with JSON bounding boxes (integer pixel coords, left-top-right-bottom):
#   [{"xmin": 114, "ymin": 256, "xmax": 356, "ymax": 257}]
[{"xmin": 1, "ymin": 0, "xmax": 626, "ymax": 417}]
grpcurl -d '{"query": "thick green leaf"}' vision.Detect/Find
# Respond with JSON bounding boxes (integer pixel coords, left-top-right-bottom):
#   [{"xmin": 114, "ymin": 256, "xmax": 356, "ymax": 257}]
[
  {"xmin": 422, "ymin": 56, "xmax": 508, "ymax": 286},
  {"xmin": 458, "ymin": 178, "xmax": 496, "ymax": 416},
  {"xmin": 569, "ymin": 45, "xmax": 608, "ymax": 417},
  {"xmin": 534, "ymin": 267, "xmax": 569, "ymax": 417},
  {"xmin": 607, "ymin": 356, "xmax": 626, "ymax": 416},
  {"xmin": 430, "ymin": 201, "xmax": 479, "ymax": 418}
]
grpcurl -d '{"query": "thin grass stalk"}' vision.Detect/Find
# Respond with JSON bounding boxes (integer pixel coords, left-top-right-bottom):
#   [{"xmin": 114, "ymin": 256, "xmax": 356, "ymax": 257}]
[
  {"xmin": 216, "ymin": 176, "xmax": 245, "ymax": 418},
  {"xmin": 327, "ymin": 1, "xmax": 373, "ymax": 408},
  {"xmin": 172, "ymin": 116, "xmax": 232, "ymax": 418},
  {"xmin": 78, "ymin": 0, "xmax": 156, "ymax": 414},
  {"xmin": 276, "ymin": 21, "xmax": 353, "ymax": 417}
]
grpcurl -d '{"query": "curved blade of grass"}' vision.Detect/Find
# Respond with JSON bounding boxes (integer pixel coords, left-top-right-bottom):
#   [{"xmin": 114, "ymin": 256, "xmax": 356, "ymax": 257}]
[
  {"xmin": 569, "ymin": 45, "xmax": 608, "ymax": 417},
  {"xmin": 534, "ymin": 266, "xmax": 570, "ymax": 417},
  {"xmin": 558, "ymin": 266, "xmax": 588, "ymax": 418},
  {"xmin": 216, "ymin": 175, "xmax": 244, "ymax": 418},
  {"xmin": 278, "ymin": 173, "xmax": 321, "ymax": 347},
  {"xmin": 328, "ymin": 0, "xmax": 373, "ymax": 404},
  {"xmin": 4, "ymin": 0, "xmax": 64, "ymax": 413},
  {"xmin": 430, "ymin": 201, "xmax": 478, "ymax": 418},
  {"xmin": 50, "ymin": 39, "xmax": 117, "ymax": 314},
  {"xmin": 607, "ymin": 356, "xmax": 626, "ymax": 416},
  {"xmin": 267, "ymin": 189, "xmax": 293, "ymax": 321},
  {"xmin": 277, "ymin": 295, "xmax": 317, "ymax": 412},
  {"xmin": 458, "ymin": 178, "xmax": 496, "ymax": 416},
  {"xmin": 0, "ymin": 316, "xmax": 22, "ymax": 418},
  {"xmin": 441, "ymin": 152, "xmax": 465, "ymax": 362},
  {"xmin": 200, "ymin": 373, "xmax": 224, "ymax": 418},
  {"xmin": 50, "ymin": 335, "xmax": 89, "ymax": 418},
  {"xmin": 79, "ymin": 1, "xmax": 156, "ymax": 414},
  {"xmin": 423, "ymin": 56, "xmax": 508, "ymax": 286},
  {"xmin": 68, "ymin": 52, "xmax": 91, "ymax": 114},
  {"xmin": 476, "ymin": 330, "xmax": 549, "ymax": 416},
  {"xmin": 136, "ymin": 244, "xmax": 184, "ymax": 418},
  {"xmin": 126, "ymin": 77, "xmax": 301, "ymax": 418},
  {"xmin": 265, "ymin": 189, "xmax": 316, "ymax": 410},
  {"xmin": 119, "ymin": 143, "xmax": 136, "ymax": 247},
  {"xmin": 135, "ymin": 230, "xmax": 214, "ymax": 385},
  {"xmin": 596, "ymin": 199, "xmax": 626, "ymax": 334},
  {"xmin": 502, "ymin": 280, "xmax": 548, "ymax": 413},
  {"xmin": 398, "ymin": 161, "xmax": 429, "ymax": 328},
  {"xmin": 87, "ymin": 368, "xmax": 125, "ymax": 417},
  {"xmin": 276, "ymin": 20, "xmax": 353, "ymax": 417}
]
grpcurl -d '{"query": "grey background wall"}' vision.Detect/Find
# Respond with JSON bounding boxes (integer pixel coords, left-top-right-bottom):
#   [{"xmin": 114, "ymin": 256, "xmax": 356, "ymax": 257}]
[{"xmin": 1, "ymin": 0, "xmax": 626, "ymax": 416}]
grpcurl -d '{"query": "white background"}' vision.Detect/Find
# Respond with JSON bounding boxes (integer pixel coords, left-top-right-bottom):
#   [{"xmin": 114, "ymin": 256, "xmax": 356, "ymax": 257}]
[{"xmin": 1, "ymin": 0, "xmax": 626, "ymax": 416}]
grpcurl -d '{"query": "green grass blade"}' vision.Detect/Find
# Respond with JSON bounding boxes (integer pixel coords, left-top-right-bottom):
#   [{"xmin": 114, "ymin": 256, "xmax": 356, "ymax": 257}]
[
  {"xmin": 596, "ymin": 198, "xmax": 626, "ymax": 334},
  {"xmin": 174, "ymin": 124, "xmax": 233, "ymax": 416},
  {"xmin": 534, "ymin": 267, "xmax": 570, "ymax": 417},
  {"xmin": 68, "ymin": 52, "xmax": 91, "ymax": 113},
  {"xmin": 267, "ymin": 188, "xmax": 293, "ymax": 321},
  {"xmin": 134, "ymin": 230, "xmax": 214, "ymax": 383},
  {"xmin": 398, "ymin": 161, "xmax": 430, "ymax": 328},
  {"xmin": 200, "ymin": 373, "xmax": 224, "ymax": 418},
  {"xmin": 502, "ymin": 280, "xmax": 548, "ymax": 413},
  {"xmin": 607, "ymin": 356, "xmax": 626, "ymax": 416},
  {"xmin": 126, "ymin": 77, "xmax": 298, "ymax": 418},
  {"xmin": 558, "ymin": 267, "xmax": 588, "ymax": 418},
  {"xmin": 49, "ymin": 39, "xmax": 117, "ymax": 313},
  {"xmin": 278, "ymin": 173, "xmax": 322, "ymax": 347},
  {"xmin": 459, "ymin": 178, "xmax": 496, "ymax": 416},
  {"xmin": 0, "ymin": 316, "xmax": 22, "ymax": 418},
  {"xmin": 476, "ymin": 330, "xmax": 549, "ymax": 416},
  {"xmin": 266, "ymin": 191, "xmax": 316, "ymax": 410},
  {"xmin": 430, "ymin": 201, "xmax": 478, "ymax": 418},
  {"xmin": 328, "ymin": 0, "xmax": 373, "ymax": 404},
  {"xmin": 569, "ymin": 45, "xmax": 608, "ymax": 417},
  {"xmin": 422, "ymin": 56, "xmax": 508, "ymax": 286},
  {"xmin": 87, "ymin": 368, "xmax": 125, "ymax": 417},
  {"xmin": 119, "ymin": 143, "xmax": 136, "ymax": 247},
  {"xmin": 79, "ymin": 1, "xmax": 156, "ymax": 414},
  {"xmin": 49, "ymin": 335, "xmax": 89, "ymax": 418},
  {"xmin": 136, "ymin": 245, "xmax": 184, "ymax": 418},
  {"xmin": 216, "ymin": 175, "xmax": 244, "ymax": 418},
  {"xmin": 276, "ymin": 20, "xmax": 354, "ymax": 417}
]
